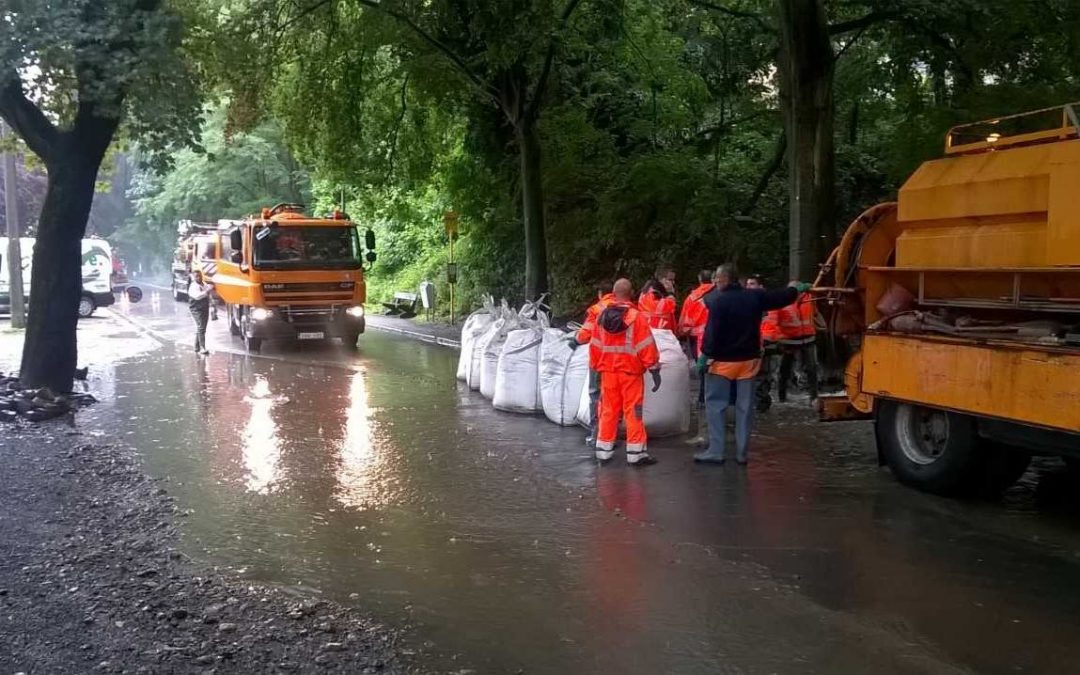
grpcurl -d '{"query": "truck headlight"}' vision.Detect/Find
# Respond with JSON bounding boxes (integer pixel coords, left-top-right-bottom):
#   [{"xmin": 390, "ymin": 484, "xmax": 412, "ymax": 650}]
[
  {"xmin": 346, "ymin": 305, "xmax": 365, "ymax": 318},
  {"xmin": 251, "ymin": 307, "xmax": 273, "ymax": 321}
]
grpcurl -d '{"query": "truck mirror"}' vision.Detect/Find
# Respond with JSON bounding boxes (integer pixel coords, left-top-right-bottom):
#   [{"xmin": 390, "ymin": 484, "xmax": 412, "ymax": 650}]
[
  {"xmin": 366, "ymin": 251, "xmax": 377, "ymax": 263},
  {"xmin": 230, "ymin": 251, "xmax": 242, "ymax": 264},
  {"xmin": 365, "ymin": 228, "xmax": 376, "ymax": 250},
  {"xmin": 229, "ymin": 229, "xmax": 242, "ymax": 252}
]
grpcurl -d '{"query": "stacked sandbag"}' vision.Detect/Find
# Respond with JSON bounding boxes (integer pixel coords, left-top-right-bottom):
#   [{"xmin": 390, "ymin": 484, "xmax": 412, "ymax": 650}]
[
  {"xmin": 539, "ymin": 329, "xmax": 590, "ymax": 425},
  {"xmin": 641, "ymin": 329, "xmax": 690, "ymax": 437},
  {"xmin": 575, "ymin": 367, "xmax": 593, "ymax": 428},
  {"xmin": 476, "ymin": 318, "xmax": 510, "ymax": 397},
  {"xmin": 493, "ymin": 327, "xmax": 545, "ymax": 413},
  {"xmin": 467, "ymin": 300, "xmax": 513, "ymax": 391},
  {"xmin": 574, "ymin": 328, "xmax": 689, "ymax": 438},
  {"xmin": 457, "ymin": 306, "xmax": 494, "ymax": 382}
]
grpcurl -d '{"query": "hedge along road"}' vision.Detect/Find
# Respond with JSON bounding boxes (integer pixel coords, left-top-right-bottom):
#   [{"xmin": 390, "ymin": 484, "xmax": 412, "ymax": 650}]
[{"xmin": 78, "ymin": 287, "xmax": 1080, "ymax": 674}]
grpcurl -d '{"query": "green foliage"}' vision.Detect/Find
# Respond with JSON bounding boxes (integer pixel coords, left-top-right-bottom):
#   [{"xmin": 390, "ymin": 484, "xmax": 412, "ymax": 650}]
[
  {"xmin": 154, "ymin": 0, "xmax": 1080, "ymax": 320},
  {"xmin": 118, "ymin": 103, "xmax": 310, "ymax": 272},
  {"xmin": 0, "ymin": 0, "xmax": 203, "ymax": 168}
]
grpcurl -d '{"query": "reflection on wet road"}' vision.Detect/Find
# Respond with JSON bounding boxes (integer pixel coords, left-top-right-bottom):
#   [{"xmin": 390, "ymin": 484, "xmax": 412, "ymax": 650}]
[{"xmin": 61, "ymin": 289, "xmax": 1080, "ymax": 672}]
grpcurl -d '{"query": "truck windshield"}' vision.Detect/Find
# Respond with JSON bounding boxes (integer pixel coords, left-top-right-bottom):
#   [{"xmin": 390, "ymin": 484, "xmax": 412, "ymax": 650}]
[{"xmin": 253, "ymin": 226, "xmax": 361, "ymax": 270}]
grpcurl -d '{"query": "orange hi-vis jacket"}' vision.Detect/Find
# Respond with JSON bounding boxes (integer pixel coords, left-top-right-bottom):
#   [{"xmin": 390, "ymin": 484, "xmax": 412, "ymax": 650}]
[
  {"xmin": 677, "ymin": 283, "xmax": 714, "ymax": 339},
  {"xmin": 761, "ymin": 309, "xmax": 781, "ymax": 344},
  {"xmin": 638, "ymin": 291, "xmax": 677, "ymax": 331},
  {"xmin": 581, "ymin": 303, "xmax": 660, "ymax": 375},
  {"xmin": 576, "ymin": 293, "xmax": 616, "ymax": 344},
  {"xmin": 776, "ymin": 292, "xmax": 816, "ymax": 343}
]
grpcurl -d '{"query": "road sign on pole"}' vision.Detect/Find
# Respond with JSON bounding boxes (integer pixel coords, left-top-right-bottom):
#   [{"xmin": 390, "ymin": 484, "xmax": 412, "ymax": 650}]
[{"xmin": 444, "ymin": 211, "xmax": 458, "ymax": 324}]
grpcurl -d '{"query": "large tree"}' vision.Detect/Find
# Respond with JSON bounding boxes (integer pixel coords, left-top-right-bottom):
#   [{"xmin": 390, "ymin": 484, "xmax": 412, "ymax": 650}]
[
  {"xmin": 0, "ymin": 0, "xmax": 201, "ymax": 391},
  {"xmin": 215, "ymin": 0, "xmax": 595, "ymax": 300},
  {"xmin": 688, "ymin": 0, "xmax": 897, "ymax": 279}
]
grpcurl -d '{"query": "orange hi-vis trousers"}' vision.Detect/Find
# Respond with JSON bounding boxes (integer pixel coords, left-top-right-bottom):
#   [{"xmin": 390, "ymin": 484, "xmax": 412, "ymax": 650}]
[{"xmin": 596, "ymin": 371, "xmax": 647, "ymax": 459}]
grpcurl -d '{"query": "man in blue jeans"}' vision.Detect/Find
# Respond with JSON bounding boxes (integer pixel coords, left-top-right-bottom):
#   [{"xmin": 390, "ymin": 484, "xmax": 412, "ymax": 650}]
[{"xmin": 694, "ymin": 264, "xmax": 807, "ymax": 465}]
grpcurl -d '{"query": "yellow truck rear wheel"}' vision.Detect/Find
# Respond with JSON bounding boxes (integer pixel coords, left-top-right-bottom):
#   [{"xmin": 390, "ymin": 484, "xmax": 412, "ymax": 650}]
[{"xmin": 877, "ymin": 400, "xmax": 1031, "ymax": 497}]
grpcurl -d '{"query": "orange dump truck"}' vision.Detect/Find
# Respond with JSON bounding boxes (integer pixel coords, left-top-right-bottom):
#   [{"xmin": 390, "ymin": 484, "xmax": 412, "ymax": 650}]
[
  {"xmin": 815, "ymin": 103, "xmax": 1080, "ymax": 496},
  {"xmin": 211, "ymin": 203, "xmax": 376, "ymax": 353}
]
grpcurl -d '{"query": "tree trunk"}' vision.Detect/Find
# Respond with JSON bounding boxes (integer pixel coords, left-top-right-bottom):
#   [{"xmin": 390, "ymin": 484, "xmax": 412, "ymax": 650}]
[
  {"xmin": 19, "ymin": 152, "xmax": 102, "ymax": 392},
  {"xmin": 517, "ymin": 120, "xmax": 549, "ymax": 301},
  {"xmin": 777, "ymin": 0, "xmax": 836, "ymax": 282}
]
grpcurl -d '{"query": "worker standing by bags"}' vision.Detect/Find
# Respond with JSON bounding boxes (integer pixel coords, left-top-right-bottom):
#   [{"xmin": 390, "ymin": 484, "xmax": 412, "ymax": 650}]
[
  {"xmin": 569, "ymin": 285, "xmax": 615, "ymax": 446},
  {"xmin": 745, "ymin": 274, "xmax": 780, "ymax": 413},
  {"xmin": 775, "ymin": 291, "xmax": 819, "ymax": 403},
  {"xmin": 638, "ymin": 267, "xmax": 677, "ymax": 331},
  {"xmin": 578, "ymin": 279, "xmax": 661, "ymax": 467},
  {"xmin": 677, "ymin": 269, "xmax": 715, "ymax": 407}
]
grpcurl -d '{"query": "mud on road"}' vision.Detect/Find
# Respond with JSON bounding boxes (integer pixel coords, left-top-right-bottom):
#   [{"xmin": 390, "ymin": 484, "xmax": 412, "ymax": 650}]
[{"xmin": 0, "ymin": 422, "xmax": 434, "ymax": 675}]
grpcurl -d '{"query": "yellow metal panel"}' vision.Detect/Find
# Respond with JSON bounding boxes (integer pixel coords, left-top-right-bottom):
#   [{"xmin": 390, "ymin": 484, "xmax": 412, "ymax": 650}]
[
  {"xmin": 895, "ymin": 221, "xmax": 1046, "ymax": 268},
  {"xmin": 861, "ymin": 335, "xmax": 1080, "ymax": 433},
  {"xmin": 899, "ymin": 144, "xmax": 1052, "ymax": 222},
  {"xmin": 1046, "ymin": 143, "xmax": 1080, "ymax": 266}
]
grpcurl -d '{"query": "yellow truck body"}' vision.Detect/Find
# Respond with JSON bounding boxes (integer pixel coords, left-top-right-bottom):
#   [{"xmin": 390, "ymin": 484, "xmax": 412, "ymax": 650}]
[
  {"xmin": 816, "ymin": 104, "xmax": 1080, "ymax": 495},
  {"xmin": 207, "ymin": 204, "xmax": 375, "ymax": 352}
]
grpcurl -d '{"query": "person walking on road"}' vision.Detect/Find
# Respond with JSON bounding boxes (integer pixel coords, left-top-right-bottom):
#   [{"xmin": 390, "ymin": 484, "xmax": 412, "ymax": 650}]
[
  {"xmin": 695, "ymin": 264, "xmax": 806, "ymax": 465},
  {"xmin": 188, "ymin": 270, "xmax": 213, "ymax": 355},
  {"xmin": 579, "ymin": 279, "xmax": 661, "ymax": 467},
  {"xmin": 572, "ymin": 284, "xmax": 616, "ymax": 447}
]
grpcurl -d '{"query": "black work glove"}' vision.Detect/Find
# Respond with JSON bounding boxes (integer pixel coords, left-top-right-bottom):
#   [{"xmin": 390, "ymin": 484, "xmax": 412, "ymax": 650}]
[
  {"xmin": 650, "ymin": 368, "xmax": 662, "ymax": 392},
  {"xmin": 565, "ymin": 335, "xmax": 580, "ymax": 350}
]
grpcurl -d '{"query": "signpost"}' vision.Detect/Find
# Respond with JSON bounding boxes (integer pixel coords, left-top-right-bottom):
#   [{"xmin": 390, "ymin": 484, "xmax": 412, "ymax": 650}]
[{"xmin": 444, "ymin": 211, "xmax": 459, "ymax": 325}]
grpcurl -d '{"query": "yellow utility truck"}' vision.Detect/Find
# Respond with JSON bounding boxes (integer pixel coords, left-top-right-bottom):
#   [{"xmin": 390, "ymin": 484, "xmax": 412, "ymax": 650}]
[
  {"xmin": 815, "ymin": 103, "xmax": 1080, "ymax": 496},
  {"xmin": 211, "ymin": 203, "xmax": 376, "ymax": 353}
]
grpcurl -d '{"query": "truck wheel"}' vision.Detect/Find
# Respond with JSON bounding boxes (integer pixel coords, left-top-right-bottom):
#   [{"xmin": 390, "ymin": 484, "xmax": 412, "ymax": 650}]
[
  {"xmin": 78, "ymin": 295, "xmax": 96, "ymax": 318},
  {"xmin": 244, "ymin": 335, "xmax": 262, "ymax": 354},
  {"xmin": 227, "ymin": 305, "xmax": 240, "ymax": 336},
  {"xmin": 343, "ymin": 333, "xmax": 360, "ymax": 350},
  {"xmin": 876, "ymin": 400, "xmax": 981, "ymax": 496}
]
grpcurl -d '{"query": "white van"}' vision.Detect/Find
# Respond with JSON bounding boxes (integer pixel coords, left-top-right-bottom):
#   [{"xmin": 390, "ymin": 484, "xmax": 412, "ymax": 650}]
[{"xmin": 0, "ymin": 237, "xmax": 116, "ymax": 318}]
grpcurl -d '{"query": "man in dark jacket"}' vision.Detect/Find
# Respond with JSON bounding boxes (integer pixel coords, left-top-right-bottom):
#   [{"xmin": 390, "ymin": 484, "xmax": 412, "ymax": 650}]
[{"xmin": 695, "ymin": 263, "xmax": 807, "ymax": 465}]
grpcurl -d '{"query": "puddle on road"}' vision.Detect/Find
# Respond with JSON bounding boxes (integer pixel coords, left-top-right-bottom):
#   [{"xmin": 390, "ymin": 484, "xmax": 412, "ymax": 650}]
[{"xmin": 65, "ymin": 331, "xmax": 1080, "ymax": 675}]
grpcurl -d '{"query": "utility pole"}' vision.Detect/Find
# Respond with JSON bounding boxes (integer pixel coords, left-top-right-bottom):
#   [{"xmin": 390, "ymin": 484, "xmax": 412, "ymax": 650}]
[{"xmin": 2, "ymin": 122, "xmax": 26, "ymax": 328}]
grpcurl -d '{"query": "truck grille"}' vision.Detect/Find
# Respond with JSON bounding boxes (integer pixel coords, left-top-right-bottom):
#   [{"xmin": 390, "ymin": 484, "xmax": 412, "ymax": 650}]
[{"xmin": 262, "ymin": 282, "xmax": 355, "ymax": 294}]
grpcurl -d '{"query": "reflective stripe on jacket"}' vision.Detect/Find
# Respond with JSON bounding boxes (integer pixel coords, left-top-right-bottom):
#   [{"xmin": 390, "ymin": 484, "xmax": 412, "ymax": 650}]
[
  {"xmin": 677, "ymin": 283, "xmax": 714, "ymax": 338},
  {"xmin": 638, "ymin": 291, "xmax": 676, "ymax": 331},
  {"xmin": 588, "ymin": 304, "xmax": 660, "ymax": 374}
]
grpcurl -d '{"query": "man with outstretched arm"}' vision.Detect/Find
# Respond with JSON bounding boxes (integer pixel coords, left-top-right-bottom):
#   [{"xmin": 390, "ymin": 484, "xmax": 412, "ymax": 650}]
[{"xmin": 694, "ymin": 263, "xmax": 809, "ymax": 465}]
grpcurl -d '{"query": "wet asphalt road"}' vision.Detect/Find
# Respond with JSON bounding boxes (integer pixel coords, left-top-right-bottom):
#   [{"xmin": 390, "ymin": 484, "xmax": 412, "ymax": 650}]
[{"xmin": 31, "ymin": 288, "xmax": 1080, "ymax": 673}]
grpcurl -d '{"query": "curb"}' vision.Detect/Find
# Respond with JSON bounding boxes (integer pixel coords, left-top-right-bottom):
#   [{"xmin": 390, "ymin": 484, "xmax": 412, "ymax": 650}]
[{"xmin": 366, "ymin": 320, "xmax": 461, "ymax": 350}]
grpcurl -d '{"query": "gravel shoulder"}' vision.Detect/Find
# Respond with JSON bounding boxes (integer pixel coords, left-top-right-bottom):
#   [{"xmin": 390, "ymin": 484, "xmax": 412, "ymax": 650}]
[{"xmin": 0, "ymin": 422, "xmax": 427, "ymax": 674}]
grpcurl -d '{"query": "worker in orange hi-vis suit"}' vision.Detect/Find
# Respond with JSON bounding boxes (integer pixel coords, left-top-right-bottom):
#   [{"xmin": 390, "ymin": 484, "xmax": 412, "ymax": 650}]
[
  {"xmin": 678, "ymin": 269, "xmax": 715, "ymax": 416},
  {"xmin": 638, "ymin": 266, "xmax": 677, "ymax": 331},
  {"xmin": 775, "ymin": 291, "xmax": 819, "ymax": 403},
  {"xmin": 570, "ymin": 285, "xmax": 616, "ymax": 447},
  {"xmin": 677, "ymin": 269, "xmax": 715, "ymax": 355},
  {"xmin": 579, "ymin": 279, "xmax": 661, "ymax": 466}
]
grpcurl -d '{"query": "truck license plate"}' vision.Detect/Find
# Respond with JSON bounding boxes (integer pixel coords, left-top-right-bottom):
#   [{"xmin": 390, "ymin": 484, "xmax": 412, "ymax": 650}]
[{"xmin": 298, "ymin": 331, "xmax": 325, "ymax": 340}]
